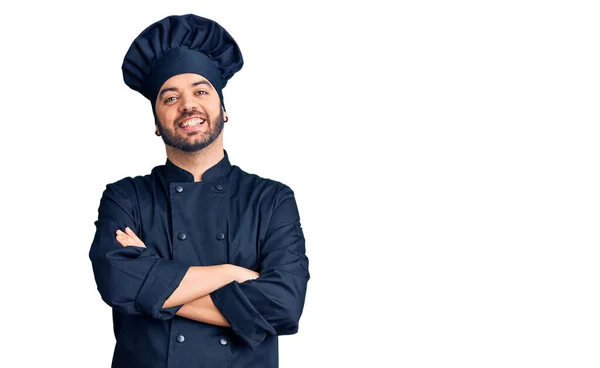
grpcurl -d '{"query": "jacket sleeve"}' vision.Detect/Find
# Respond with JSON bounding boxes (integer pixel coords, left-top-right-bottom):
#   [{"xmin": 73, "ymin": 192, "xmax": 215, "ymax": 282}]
[
  {"xmin": 88, "ymin": 181, "xmax": 189, "ymax": 320},
  {"xmin": 210, "ymin": 184, "xmax": 310, "ymax": 350}
]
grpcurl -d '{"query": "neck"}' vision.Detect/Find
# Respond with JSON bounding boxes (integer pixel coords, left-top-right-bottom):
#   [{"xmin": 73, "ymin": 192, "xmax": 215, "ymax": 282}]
[{"xmin": 165, "ymin": 139, "xmax": 224, "ymax": 182}]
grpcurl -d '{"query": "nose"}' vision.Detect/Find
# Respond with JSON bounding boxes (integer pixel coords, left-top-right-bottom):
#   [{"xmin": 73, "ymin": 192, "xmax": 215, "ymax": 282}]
[{"xmin": 178, "ymin": 92, "xmax": 199, "ymax": 112}]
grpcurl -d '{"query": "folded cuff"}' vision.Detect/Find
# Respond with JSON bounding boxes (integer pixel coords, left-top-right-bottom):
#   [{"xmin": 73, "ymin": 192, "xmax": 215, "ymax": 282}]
[
  {"xmin": 135, "ymin": 259, "xmax": 189, "ymax": 319},
  {"xmin": 210, "ymin": 280, "xmax": 276, "ymax": 350}
]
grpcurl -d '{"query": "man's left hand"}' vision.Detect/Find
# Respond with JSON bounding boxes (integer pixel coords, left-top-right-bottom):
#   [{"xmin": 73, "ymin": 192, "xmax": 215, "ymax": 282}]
[{"xmin": 116, "ymin": 227, "xmax": 146, "ymax": 248}]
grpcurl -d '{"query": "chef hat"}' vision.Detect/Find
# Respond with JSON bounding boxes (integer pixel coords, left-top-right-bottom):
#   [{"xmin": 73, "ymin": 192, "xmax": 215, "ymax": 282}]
[{"xmin": 121, "ymin": 14, "xmax": 243, "ymax": 111}]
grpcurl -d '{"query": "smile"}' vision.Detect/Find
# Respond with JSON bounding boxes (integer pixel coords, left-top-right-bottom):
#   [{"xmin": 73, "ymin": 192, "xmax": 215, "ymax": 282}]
[{"xmin": 179, "ymin": 118, "xmax": 206, "ymax": 129}]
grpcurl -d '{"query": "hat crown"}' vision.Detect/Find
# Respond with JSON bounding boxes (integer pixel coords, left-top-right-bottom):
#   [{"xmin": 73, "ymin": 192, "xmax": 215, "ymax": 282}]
[{"xmin": 122, "ymin": 14, "xmax": 243, "ymax": 100}]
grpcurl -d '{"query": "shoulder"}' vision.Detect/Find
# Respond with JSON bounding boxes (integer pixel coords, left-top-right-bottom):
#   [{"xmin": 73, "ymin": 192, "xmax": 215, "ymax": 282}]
[
  {"xmin": 231, "ymin": 165, "xmax": 295, "ymax": 197},
  {"xmin": 103, "ymin": 173, "xmax": 150, "ymax": 201},
  {"xmin": 231, "ymin": 166, "xmax": 300, "ymax": 221}
]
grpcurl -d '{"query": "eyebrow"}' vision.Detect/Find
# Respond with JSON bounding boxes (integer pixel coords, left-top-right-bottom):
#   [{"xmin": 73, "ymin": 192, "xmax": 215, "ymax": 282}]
[
  {"xmin": 193, "ymin": 80, "xmax": 211, "ymax": 88},
  {"xmin": 158, "ymin": 80, "xmax": 213, "ymax": 99}
]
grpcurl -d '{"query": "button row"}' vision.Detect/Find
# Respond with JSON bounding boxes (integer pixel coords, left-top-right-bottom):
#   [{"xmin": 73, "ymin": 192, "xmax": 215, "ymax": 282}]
[
  {"xmin": 177, "ymin": 232, "xmax": 225, "ymax": 241},
  {"xmin": 174, "ymin": 184, "xmax": 225, "ymax": 193},
  {"xmin": 175, "ymin": 334, "xmax": 227, "ymax": 346}
]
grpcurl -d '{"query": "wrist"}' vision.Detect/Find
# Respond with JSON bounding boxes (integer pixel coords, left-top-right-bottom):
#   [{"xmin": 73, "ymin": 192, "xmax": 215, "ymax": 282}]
[{"xmin": 221, "ymin": 264, "xmax": 239, "ymax": 283}]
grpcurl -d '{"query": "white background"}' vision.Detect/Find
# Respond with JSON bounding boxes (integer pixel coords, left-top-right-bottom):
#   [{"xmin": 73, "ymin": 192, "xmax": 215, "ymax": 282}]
[{"xmin": 0, "ymin": 0, "xmax": 599, "ymax": 367}]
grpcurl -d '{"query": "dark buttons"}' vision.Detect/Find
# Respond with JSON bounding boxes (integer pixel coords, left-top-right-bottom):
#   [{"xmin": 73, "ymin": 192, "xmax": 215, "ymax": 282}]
[
  {"xmin": 175, "ymin": 185, "xmax": 183, "ymax": 193},
  {"xmin": 177, "ymin": 232, "xmax": 187, "ymax": 240},
  {"xmin": 216, "ymin": 233, "xmax": 225, "ymax": 240},
  {"xmin": 177, "ymin": 335, "xmax": 185, "ymax": 343},
  {"xmin": 215, "ymin": 184, "xmax": 224, "ymax": 191},
  {"xmin": 219, "ymin": 337, "xmax": 228, "ymax": 346}
]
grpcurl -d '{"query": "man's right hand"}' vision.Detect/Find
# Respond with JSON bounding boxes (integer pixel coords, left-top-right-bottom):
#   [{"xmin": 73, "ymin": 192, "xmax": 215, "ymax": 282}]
[
  {"xmin": 227, "ymin": 264, "xmax": 259, "ymax": 283},
  {"xmin": 163, "ymin": 264, "xmax": 260, "ymax": 309}
]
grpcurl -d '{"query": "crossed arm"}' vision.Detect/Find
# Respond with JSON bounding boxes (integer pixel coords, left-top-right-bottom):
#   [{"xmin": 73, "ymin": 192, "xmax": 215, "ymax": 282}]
[
  {"xmin": 90, "ymin": 182, "xmax": 309, "ymax": 349},
  {"xmin": 115, "ymin": 227, "xmax": 249, "ymax": 327}
]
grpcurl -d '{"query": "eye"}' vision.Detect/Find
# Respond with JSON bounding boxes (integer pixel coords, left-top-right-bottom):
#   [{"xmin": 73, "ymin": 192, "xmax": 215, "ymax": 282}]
[
  {"xmin": 195, "ymin": 90, "xmax": 208, "ymax": 95},
  {"xmin": 164, "ymin": 96, "xmax": 177, "ymax": 103}
]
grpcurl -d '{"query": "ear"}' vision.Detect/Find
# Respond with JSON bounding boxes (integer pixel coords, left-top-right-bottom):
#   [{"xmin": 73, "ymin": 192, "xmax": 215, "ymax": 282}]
[
  {"xmin": 222, "ymin": 106, "xmax": 229, "ymax": 123},
  {"xmin": 155, "ymin": 124, "xmax": 160, "ymax": 136}
]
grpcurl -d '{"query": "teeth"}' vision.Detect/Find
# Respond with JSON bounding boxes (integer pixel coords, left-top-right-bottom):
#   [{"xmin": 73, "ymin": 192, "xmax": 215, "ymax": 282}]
[{"xmin": 180, "ymin": 118, "xmax": 205, "ymax": 127}]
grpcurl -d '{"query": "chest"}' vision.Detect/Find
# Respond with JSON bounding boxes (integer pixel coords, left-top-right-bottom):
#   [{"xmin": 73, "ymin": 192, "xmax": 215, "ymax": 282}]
[{"xmin": 135, "ymin": 180, "xmax": 266, "ymax": 270}]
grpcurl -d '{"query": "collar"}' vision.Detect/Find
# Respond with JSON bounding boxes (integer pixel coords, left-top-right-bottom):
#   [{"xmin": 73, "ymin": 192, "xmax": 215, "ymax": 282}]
[{"xmin": 163, "ymin": 149, "xmax": 233, "ymax": 183}]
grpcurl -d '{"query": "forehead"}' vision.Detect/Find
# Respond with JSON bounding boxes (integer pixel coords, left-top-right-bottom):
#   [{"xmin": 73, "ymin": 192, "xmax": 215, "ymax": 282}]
[{"xmin": 159, "ymin": 73, "xmax": 215, "ymax": 90}]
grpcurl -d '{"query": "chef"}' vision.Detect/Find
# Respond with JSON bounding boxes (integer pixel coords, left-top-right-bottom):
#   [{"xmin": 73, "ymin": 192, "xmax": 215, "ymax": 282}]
[{"xmin": 88, "ymin": 14, "xmax": 310, "ymax": 368}]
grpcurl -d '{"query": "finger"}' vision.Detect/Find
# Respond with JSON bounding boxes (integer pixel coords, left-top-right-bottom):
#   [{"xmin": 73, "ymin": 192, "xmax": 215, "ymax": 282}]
[
  {"xmin": 117, "ymin": 228, "xmax": 146, "ymax": 248},
  {"xmin": 116, "ymin": 235, "xmax": 127, "ymax": 246},
  {"xmin": 127, "ymin": 228, "xmax": 147, "ymax": 248},
  {"xmin": 124, "ymin": 228, "xmax": 144, "ymax": 246},
  {"xmin": 125, "ymin": 227, "xmax": 145, "ymax": 245},
  {"xmin": 124, "ymin": 227, "xmax": 139, "ymax": 239},
  {"xmin": 116, "ymin": 230, "xmax": 138, "ymax": 246},
  {"xmin": 116, "ymin": 233, "xmax": 133, "ymax": 246}
]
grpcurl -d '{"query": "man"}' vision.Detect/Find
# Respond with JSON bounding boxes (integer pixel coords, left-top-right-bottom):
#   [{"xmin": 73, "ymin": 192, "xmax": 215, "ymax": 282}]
[{"xmin": 88, "ymin": 14, "xmax": 310, "ymax": 368}]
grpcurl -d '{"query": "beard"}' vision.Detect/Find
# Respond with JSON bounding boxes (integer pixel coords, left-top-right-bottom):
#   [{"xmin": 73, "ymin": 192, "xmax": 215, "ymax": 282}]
[{"xmin": 156, "ymin": 109, "xmax": 225, "ymax": 153}]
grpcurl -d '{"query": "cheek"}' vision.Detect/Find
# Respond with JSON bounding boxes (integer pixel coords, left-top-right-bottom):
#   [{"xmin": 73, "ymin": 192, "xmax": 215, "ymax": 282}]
[
  {"xmin": 207, "ymin": 100, "xmax": 223, "ymax": 116},
  {"xmin": 156, "ymin": 106, "xmax": 178, "ymax": 125}
]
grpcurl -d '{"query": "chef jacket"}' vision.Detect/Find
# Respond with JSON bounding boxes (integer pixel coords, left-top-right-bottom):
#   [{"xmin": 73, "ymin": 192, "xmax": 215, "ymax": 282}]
[{"xmin": 88, "ymin": 149, "xmax": 310, "ymax": 368}]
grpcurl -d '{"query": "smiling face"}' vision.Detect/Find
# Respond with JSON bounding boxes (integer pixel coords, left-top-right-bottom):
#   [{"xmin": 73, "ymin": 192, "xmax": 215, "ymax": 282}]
[{"xmin": 154, "ymin": 73, "xmax": 226, "ymax": 153}]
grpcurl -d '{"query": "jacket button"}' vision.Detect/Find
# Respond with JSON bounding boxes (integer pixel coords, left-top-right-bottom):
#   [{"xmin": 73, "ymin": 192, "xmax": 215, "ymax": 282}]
[
  {"xmin": 178, "ymin": 232, "xmax": 187, "ymax": 240},
  {"xmin": 215, "ymin": 184, "xmax": 224, "ymax": 191},
  {"xmin": 175, "ymin": 185, "xmax": 183, "ymax": 193},
  {"xmin": 219, "ymin": 337, "xmax": 228, "ymax": 346},
  {"xmin": 177, "ymin": 335, "xmax": 185, "ymax": 343},
  {"xmin": 216, "ymin": 233, "xmax": 225, "ymax": 240}
]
